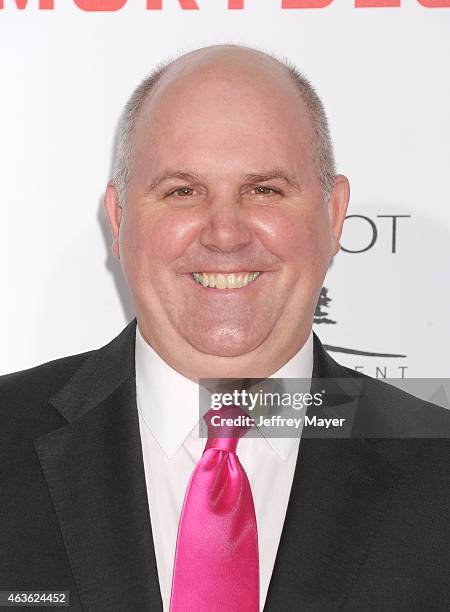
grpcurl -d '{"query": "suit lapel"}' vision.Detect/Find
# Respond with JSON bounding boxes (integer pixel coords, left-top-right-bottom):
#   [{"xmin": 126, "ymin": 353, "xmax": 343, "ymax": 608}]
[
  {"xmin": 34, "ymin": 320, "xmax": 163, "ymax": 611},
  {"xmin": 264, "ymin": 333, "xmax": 403, "ymax": 611}
]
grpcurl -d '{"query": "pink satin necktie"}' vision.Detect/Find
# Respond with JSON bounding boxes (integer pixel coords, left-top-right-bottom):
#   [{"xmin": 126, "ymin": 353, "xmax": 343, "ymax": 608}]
[{"xmin": 169, "ymin": 405, "xmax": 260, "ymax": 612}]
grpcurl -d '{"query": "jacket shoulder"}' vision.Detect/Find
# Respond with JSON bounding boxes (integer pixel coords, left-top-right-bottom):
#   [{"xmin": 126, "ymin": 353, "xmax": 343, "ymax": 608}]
[
  {"xmin": 0, "ymin": 319, "xmax": 138, "ymax": 441},
  {"xmin": 0, "ymin": 351, "xmax": 93, "ymax": 399},
  {"xmin": 0, "ymin": 351, "xmax": 93, "ymax": 438}
]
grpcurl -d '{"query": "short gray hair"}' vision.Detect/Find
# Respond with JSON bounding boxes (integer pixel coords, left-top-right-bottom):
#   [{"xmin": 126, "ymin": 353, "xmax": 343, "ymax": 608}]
[{"xmin": 111, "ymin": 46, "xmax": 336, "ymax": 207}]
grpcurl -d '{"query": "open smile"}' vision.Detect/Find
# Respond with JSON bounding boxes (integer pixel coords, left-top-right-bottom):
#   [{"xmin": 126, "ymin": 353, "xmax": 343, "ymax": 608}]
[{"xmin": 192, "ymin": 271, "xmax": 261, "ymax": 290}]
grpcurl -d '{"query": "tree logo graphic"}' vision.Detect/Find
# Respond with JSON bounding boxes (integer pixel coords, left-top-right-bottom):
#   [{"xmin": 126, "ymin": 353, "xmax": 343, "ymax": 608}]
[
  {"xmin": 314, "ymin": 286, "xmax": 406, "ymax": 358},
  {"xmin": 314, "ymin": 287, "xmax": 336, "ymax": 326}
]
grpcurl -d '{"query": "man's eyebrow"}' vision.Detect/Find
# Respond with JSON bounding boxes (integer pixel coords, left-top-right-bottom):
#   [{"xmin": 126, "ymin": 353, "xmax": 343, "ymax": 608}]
[
  {"xmin": 241, "ymin": 171, "xmax": 301, "ymax": 191},
  {"xmin": 145, "ymin": 169, "xmax": 302, "ymax": 193},
  {"xmin": 145, "ymin": 171, "xmax": 206, "ymax": 194}
]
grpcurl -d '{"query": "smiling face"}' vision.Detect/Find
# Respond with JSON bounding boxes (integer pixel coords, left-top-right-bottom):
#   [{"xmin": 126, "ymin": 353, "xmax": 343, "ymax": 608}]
[{"xmin": 105, "ymin": 47, "xmax": 349, "ymax": 380}]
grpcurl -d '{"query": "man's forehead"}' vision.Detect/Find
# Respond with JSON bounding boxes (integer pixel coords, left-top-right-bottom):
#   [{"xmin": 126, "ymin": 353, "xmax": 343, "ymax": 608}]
[
  {"xmin": 128, "ymin": 45, "xmax": 314, "ymax": 181},
  {"xmin": 139, "ymin": 45, "xmax": 304, "ymax": 121}
]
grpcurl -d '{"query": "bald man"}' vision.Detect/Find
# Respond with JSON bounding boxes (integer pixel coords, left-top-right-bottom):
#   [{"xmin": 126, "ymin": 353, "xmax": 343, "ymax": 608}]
[{"xmin": 1, "ymin": 45, "xmax": 449, "ymax": 612}]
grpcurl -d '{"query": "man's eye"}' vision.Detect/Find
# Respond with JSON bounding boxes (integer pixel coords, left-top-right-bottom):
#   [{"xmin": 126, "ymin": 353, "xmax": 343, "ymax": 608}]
[
  {"xmin": 169, "ymin": 187, "xmax": 195, "ymax": 197},
  {"xmin": 252, "ymin": 186, "xmax": 279, "ymax": 196}
]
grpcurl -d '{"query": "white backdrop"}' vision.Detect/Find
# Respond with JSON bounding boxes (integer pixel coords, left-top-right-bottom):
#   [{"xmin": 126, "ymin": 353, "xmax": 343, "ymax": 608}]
[{"xmin": 1, "ymin": 1, "xmax": 449, "ymax": 377}]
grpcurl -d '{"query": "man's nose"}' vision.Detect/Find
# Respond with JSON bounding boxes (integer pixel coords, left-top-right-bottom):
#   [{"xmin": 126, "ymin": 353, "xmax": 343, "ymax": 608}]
[{"xmin": 199, "ymin": 195, "xmax": 253, "ymax": 254}]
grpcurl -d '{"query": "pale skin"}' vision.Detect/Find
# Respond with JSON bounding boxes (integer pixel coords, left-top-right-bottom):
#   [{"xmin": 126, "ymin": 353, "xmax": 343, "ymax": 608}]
[{"xmin": 104, "ymin": 46, "xmax": 350, "ymax": 383}]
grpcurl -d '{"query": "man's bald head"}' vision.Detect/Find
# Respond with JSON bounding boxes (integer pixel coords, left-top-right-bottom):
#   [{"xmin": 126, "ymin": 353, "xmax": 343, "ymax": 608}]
[{"xmin": 111, "ymin": 44, "xmax": 336, "ymax": 206}]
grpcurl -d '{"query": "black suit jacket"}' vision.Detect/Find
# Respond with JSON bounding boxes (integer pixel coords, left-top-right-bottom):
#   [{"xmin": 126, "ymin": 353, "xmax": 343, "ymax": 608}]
[{"xmin": 1, "ymin": 319, "xmax": 449, "ymax": 611}]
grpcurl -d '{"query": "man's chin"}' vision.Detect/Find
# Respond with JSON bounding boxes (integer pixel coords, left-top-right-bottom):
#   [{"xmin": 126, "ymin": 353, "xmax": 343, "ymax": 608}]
[{"xmin": 184, "ymin": 330, "xmax": 267, "ymax": 359}]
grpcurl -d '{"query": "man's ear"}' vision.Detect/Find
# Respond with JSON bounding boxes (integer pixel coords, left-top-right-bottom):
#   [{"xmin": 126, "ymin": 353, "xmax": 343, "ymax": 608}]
[
  {"xmin": 104, "ymin": 182, "xmax": 123, "ymax": 260},
  {"xmin": 328, "ymin": 174, "xmax": 350, "ymax": 256}
]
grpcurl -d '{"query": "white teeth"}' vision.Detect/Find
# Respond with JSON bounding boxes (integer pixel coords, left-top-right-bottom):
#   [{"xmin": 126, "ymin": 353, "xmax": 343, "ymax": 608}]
[
  {"xmin": 192, "ymin": 271, "xmax": 260, "ymax": 289},
  {"xmin": 228, "ymin": 273, "xmax": 236, "ymax": 288},
  {"xmin": 216, "ymin": 274, "xmax": 226, "ymax": 289}
]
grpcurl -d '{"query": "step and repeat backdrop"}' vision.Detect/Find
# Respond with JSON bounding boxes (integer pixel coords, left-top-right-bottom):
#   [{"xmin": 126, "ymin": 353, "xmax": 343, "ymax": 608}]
[{"xmin": 1, "ymin": 1, "xmax": 449, "ymax": 377}]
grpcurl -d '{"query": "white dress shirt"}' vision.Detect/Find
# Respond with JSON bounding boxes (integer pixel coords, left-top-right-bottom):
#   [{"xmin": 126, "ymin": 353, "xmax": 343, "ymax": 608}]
[{"xmin": 135, "ymin": 325, "xmax": 313, "ymax": 611}]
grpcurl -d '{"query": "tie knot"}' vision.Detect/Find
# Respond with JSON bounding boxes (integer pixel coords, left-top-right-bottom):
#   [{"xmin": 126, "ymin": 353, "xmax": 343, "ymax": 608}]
[{"xmin": 203, "ymin": 405, "xmax": 254, "ymax": 453}]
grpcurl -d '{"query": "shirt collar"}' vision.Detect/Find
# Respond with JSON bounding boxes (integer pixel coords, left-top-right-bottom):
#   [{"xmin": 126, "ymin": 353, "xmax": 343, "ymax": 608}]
[{"xmin": 135, "ymin": 324, "xmax": 313, "ymax": 461}]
